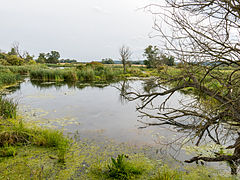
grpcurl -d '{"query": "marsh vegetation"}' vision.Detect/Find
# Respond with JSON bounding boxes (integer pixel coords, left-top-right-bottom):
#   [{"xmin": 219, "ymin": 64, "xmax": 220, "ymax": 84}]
[{"xmin": 1, "ymin": 0, "xmax": 240, "ymax": 178}]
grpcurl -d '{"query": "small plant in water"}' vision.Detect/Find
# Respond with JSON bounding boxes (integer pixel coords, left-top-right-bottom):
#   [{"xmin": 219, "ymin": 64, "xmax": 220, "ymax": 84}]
[{"xmin": 107, "ymin": 154, "xmax": 143, "ymax": 179}]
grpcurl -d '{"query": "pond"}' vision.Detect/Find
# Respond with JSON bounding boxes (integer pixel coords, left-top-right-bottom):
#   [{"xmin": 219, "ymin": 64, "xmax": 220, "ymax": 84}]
[{"xmin": 6, "ymin": 78, "xmax": 194, "ymax": 160}]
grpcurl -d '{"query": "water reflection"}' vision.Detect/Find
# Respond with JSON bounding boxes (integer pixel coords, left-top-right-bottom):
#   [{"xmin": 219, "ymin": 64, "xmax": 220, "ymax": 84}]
[
  {"xmin": 30, "ymin": 80, "xmax": 110, "ymax": 90},
  {"xmin": 6, "ymin": 78, "xmax": 195, "ymax": 161}
]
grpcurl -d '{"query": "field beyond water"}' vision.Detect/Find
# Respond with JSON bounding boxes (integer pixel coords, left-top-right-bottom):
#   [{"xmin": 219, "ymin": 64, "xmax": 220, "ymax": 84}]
[{"xmin": 0, "ymin": 64, "xmax": 238, "ymax": 179}]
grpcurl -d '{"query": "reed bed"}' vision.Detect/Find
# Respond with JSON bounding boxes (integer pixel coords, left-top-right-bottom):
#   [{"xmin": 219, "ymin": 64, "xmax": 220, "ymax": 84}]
[
  {"xmin": 0, "ymin": 71, "xmax": 20, "ymax": 87},
  {"xmin": 0, "ymin": 96, "xmax": 17, "ymax": 119},
  {"xmin": 0, "ymin": 65, "xmax": 47, "ymax": 75},
  {"xmin": 30, "ymin": 66, "xmax": 125, "ymax": 82}
]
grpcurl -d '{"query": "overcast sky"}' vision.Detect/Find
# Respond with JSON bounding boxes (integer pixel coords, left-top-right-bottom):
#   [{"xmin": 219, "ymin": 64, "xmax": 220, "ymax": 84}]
[{"xmin": 0, "ymin": 0, "xmax": 162, "ymax": 61}]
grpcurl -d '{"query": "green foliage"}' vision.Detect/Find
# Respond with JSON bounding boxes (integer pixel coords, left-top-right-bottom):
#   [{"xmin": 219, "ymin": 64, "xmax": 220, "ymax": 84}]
[
  {"xmin": 143, "ymin": 45, "xmax": 160, "ymax": 68},
  {"xmin": 30, "ymin": 65, "xmax": 126, "ymax": 83},
  {"xmin": 0, "ymin": 65, "xmax": 42, "ymax": 75},
  {"xmin": 36, "ymin": 51, "xmax": 60, "ymax": 64},
  {"xmin": 5, "ymin": 55, "xmax": 25, "ymax": 65},
  {"xmin": 160, "ymin": 54, "xmax": 175, "ymax": 66},
  {"xmin": 143, "ymin": 45, "xmax": 175, "ymax": 68},
  {"xmin": 0, "ymin": 119, "xmax": 32, "ymax": 146},
  {"xmin": 34, "ymin": 129, "xmax": 70, "ymax": 163},
  {"xmin": 27, "ymin": 59, "xmax": 36, "ymax": 65},
  {"xmin": 0, "ymin": 59, "xmax": 10, "ymax": 66},
  {"xmin": 59, "ymin": 59, "xmax": 77, "ymax": 63},
  {"xmin": 102, "ymin": 58, "xmax": 115, "ymax": 64},
  {"xmin": 0, "ymin": 144, "xmax": 17, "ymax": 157},
  {"xmin": 86, "ymin": 61, "xmax": 103, "ymax": 67},
  {"xmin": 8, "ymin": 48, "xmax": 18, "ymax": 56},
  {"xmin": 24, "ymin": 53, "xmax": 34, "ymax": 63},
  {"xmin": 95, "ymin": 154, "xmax": 147, "ymax": 179},
  {"xmin": 0, "ymin": 71, "xmax": 20, "ymax": 87},
  {"xmin": 0, "ymin": 97, "xmax": 17, "ymax": 119},
  {"xmin": 0, "ymin": 117, "xmax": 70, "ymax": 163},
  {"xmin": 36, "ymin": 53, "xmax": 46, "ymax": 64},
  {"xmin": 45, "ymin": 51, "xmax": 60, "ymax": 64},
  {"xmin": 151, "ymin": 165, "xmax": 182, "ymax": 180}
]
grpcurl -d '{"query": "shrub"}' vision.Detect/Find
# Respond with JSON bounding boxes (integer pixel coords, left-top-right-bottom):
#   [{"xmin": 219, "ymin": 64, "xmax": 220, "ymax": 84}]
[{"xmin": 5, "ymin": 55, "xmax": 25, "ymax": 66}]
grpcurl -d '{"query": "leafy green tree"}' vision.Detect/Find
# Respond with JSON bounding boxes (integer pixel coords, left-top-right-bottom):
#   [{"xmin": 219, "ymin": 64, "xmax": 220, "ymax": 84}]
[
  {"xmin": 143, "ymin": 45, "xmax": 160, "ymax": 68},
  {"xmin": 46, "ymin": 51, "xmax": 60, "ymax": 64},
  {"xmin": 160, "ymin": 54, "xmax": 175, "ymax": 66},
  {"xmin": 36, "ymin": 53, "xmax": 46, "ymax": 64}
]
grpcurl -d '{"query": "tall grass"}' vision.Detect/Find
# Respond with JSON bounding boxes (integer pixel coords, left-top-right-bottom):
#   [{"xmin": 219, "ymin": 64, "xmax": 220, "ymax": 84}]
[
  {"xmin": 0, "ymin": 97, "xmax": 17, "ymax": 119},
  {"xmin": 0, "ymin": 118, "xmax": 70, "ymax": 162},
  {"xmin": 0, "ymin": 71, "xmax": 20, "ymax": 87},
  {"xmin": 30, "ymin": 66, "xmax": 125, "ymax": 82},
  {"xmin": 0, "ymin": 65, "xmax": 45, "ymax": 75}
]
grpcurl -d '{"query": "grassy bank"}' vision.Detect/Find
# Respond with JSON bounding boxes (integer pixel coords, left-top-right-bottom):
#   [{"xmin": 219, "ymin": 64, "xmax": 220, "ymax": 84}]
[{"xmin": 30, "ymin": 65, "xmax": 152, "ymax": 83}]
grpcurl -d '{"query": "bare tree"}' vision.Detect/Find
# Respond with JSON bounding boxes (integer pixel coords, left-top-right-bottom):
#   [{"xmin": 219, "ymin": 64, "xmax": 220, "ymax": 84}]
[
  {"xmin": 11, "ymin": 42, "xmax": 23, "ymax": 58},
  {"xmin": 122, "ymin": 0, "xmax": 240, "ymax": 175},
  {"xmin": 11, "ymin": 41, "xmax": 29, "ymax": 59},
  {"xmin": 119, "ymin": 45, "xmax": 132, "ymax": 73}
]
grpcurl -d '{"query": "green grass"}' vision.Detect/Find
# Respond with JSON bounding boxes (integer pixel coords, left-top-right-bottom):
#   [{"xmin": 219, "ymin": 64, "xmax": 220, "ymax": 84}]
[
  {"xmin": 0, "ymin": 96, "xmax": 17, "ymax": 119},
  {"xmin": 0, "ymin": 144, "xmax": 17, "ymax": 157},
  {"xmin": 0, "ymin": 117, "xmax": 70, "ymax": 163},
  {"xmin": 29, "ymin": 66, "xmax": 147, "ymax": 83},
  {"xmin": 0, "ymin": 64, "xmax": 46, "ymax": 75},
  {"xmin": 0, "ymin": 71, "xmax": 20, "ymax": 87},
  {"xmin": 106, "ymin": 154, "xmax": 144, "ymax": 179}
]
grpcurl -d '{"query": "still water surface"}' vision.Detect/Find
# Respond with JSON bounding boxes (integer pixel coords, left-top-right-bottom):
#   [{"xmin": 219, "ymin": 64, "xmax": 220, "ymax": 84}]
[{"xmin": 7, "ymin": 78, "xmax": 189, "ymax": 150}]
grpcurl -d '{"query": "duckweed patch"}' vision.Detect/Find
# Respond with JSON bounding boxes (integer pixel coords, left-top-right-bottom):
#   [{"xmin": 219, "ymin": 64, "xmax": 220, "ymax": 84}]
[{"xmin": 0, "ymin": 128, "xmax": 238, "ymax": 179}]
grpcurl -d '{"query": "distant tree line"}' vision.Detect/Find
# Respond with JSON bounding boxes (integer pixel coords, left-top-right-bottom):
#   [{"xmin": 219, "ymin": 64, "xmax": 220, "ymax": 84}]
[
  {"xmin": 101, "ymin": 58, "xmax": 114, "ymax": 64},
  {"xmin": 36, "ymin": 51, "xmax": 60, "ymax": 64},
  {"xmin": 59, "ymin": 59, "xmax": 77, "ymax": 63}
]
